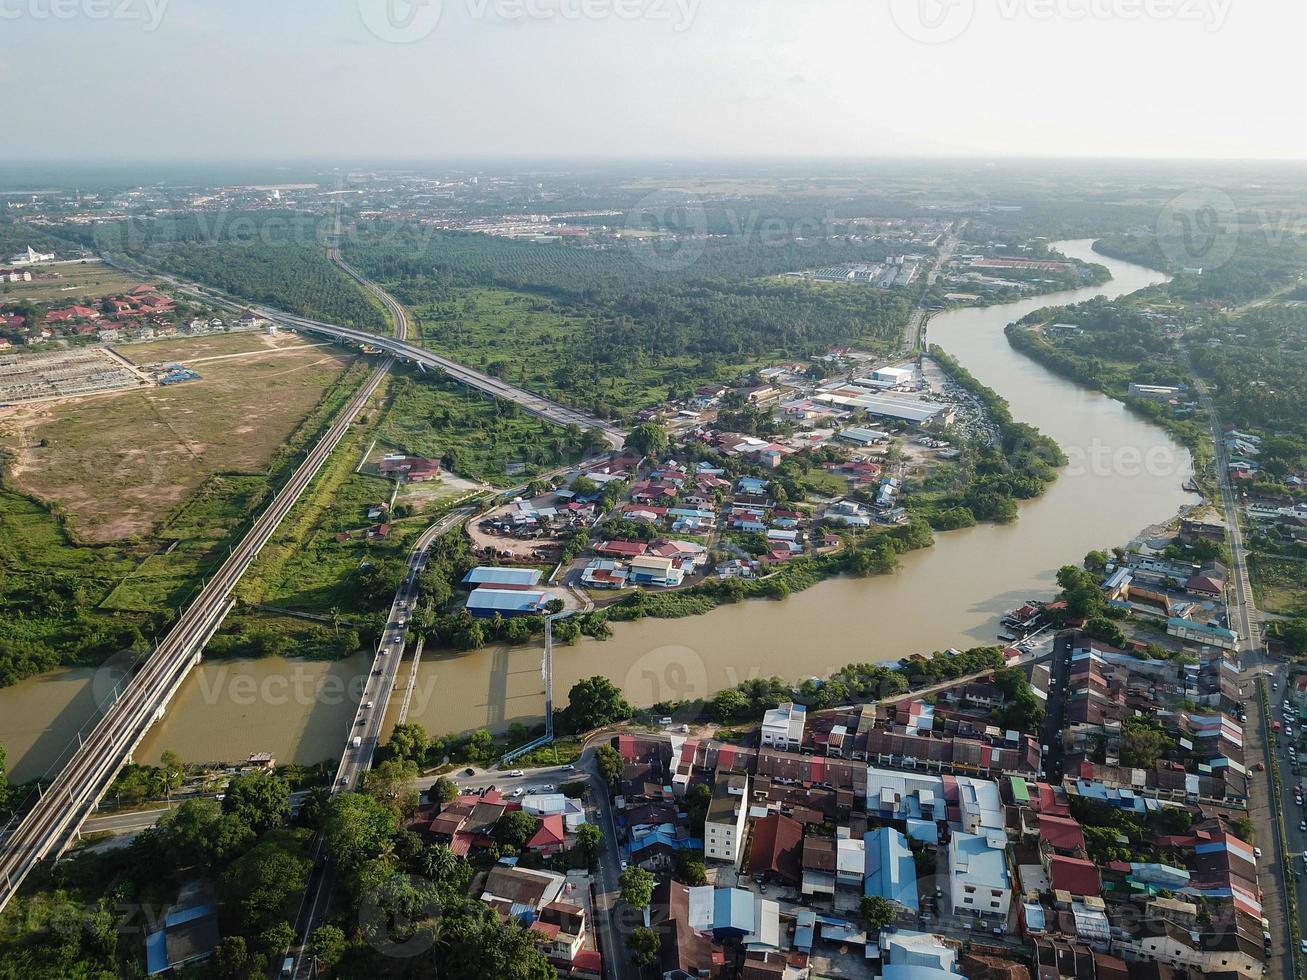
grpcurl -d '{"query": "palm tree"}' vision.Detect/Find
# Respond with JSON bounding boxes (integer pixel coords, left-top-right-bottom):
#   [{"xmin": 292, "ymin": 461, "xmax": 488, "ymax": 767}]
[{"xmin": 328, "ymin": 606, "xmax": 342, "ymax": 638}]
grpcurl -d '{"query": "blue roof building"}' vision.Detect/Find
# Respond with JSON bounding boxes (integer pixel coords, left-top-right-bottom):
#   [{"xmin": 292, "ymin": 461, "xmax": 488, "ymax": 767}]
[
  {"xmin": 466, "ymin": 588, "xmax": 547, "ymax": 617},
  {"xmin": 463, "ymin": 566, "xmax": 543, "ymax": 587},
  {"xmin": 864, "ymin": 829, "xmax": 919, "ymax": 910},
  {"xmin": 145, "ymin": 903, "xmax": 220, "ymax": 975}
]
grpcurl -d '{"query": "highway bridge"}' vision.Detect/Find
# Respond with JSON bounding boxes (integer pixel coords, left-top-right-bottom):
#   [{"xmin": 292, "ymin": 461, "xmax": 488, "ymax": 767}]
[
  {"xmin": 254, "ymin": 307, "xmax": 628, "ymax": 449},
  {"xmin": 0, "ymin": 358, "xmax": 394, "ymax": 914}
]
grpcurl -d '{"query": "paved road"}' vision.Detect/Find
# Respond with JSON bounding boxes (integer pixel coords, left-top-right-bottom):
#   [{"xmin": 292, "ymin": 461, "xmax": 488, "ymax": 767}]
[
  {"xmin": 287, "ymin": 505, "xmax": 477, "ymax": 978},
  {"xmin": 1180, "ymin": 343, "xmax": 1300, "ymax": 975},
  {"xmin": 435, "ymin": 740, "xmax": 632, "ymax": 980},
  {"xmin": 904, "ymin": 224, "xmax": 961, "ymax": 353}
]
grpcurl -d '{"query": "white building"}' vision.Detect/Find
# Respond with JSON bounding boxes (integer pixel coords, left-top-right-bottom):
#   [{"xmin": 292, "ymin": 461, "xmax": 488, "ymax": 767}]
[
  {"xmin": 948, "ymin": 830, "xmax": 1011, "ymax": 920},
  {"xmin": 760, "ymin": 702, "xmax": 806, "ymax": 751},
  {"xmin": 704, "ymin": 771, "xmax": 749, "ymax": 867},
  {"xmin": 8, "ymin": 246, "xmax": 54, "ymax": 265}
]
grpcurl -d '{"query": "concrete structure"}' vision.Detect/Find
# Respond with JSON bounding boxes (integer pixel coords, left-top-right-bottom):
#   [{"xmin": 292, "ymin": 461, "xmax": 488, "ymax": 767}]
[
  {"xmin": 760, "ymin": 702, "xmax": 806, "ymax": 751},
  {"xmin": 628, "ymin": 554, "xmax": 685, "ymax": 588},
  {"xmin": 948, "ymin": 830, "xmax": 1012, "ymax": 920},
  {"xmin": 704, "ymin": 771, "xmax": 749, "ymax": 867}
]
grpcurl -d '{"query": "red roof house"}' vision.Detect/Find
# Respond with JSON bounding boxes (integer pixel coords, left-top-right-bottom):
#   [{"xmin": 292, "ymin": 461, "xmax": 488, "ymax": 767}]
[{"xmin": 527, "ymin": 814, "xmax": 566, "ymax": 857}]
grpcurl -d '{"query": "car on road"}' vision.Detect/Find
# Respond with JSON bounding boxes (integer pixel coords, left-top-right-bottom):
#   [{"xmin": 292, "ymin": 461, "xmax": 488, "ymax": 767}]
[
  {"xmin": 1255, "ymin": 847, "xmax": 1263, "ymax": 858},
  {"xmin": 511, "ymin": 787, "xmax": 524, "ymax": 798},
  {"xmin": 464, "ymin": 767, "xmax": 476, "ymax": 776},
  {"xmin": 509, "ymin": 769, "xmax": 525, "ymax": 777},
  {"xmin": 1299, "ymin": 820, "xmax": 1305, "ymax": 832},
  {"xmin": 1301, "ymin": 939, "xmax": 1307, "ymax": 955},
  {"xmin": 561, "ymin": 764, "xmax": 575, "ymax": 771}
]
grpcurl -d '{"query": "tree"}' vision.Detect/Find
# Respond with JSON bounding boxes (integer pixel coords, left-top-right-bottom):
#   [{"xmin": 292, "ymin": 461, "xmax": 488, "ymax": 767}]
[
  {"xmin": 219, "ymin": 837, "xmax": 311, "ymax": 931},
  {"xmin": 630, "ymin": 925, "xmax": 662, "ymax": 969},
  {"xmin": 1083, "ymin": 616, "xmax": 1127, "ymax": 649},
  {"xmin": 210, "ymin": 936, "xmax": 251, "ymax": 979},
  {"xmin": 157, "ymin": 797, "xmax": 254, "ymax": 867},
  {"xmin": 222, "ymin": 770, "xmax": 291, "ymax": 835},
  {"xmin": 258, "ymin": 920, "xmax": 296, "ymax": 956},
  {"xmin": 1120, "ymin": 718, "xmax": 1174, "ymax": 769},
  {"xmin": 385, "ymin": 722, "xmax": 429, "ymax": 764},
  {"xmin": 711, "ymin": 687, "xmax": 750, "ymax": 722},
  {"xmin": 595, "ymin": 743, "xmax": 624, "ymax": 787},
  {"xmin": 322, "ymin": 792, "xmax": 397, "ymax": 877},
  {"xmin": 433, "ymin": 776, "xmax": 458, "ymax": 805},
  {"xmin": 619, "ymin": 865, "xmax": 655, "ymax": 910},
  {"xmin": 159, "ymin": 749, "xmax": 185, "ymax": 794},
  {"xmin": 624, "ymin": 423, "xmax": 669, "ymax": 459},
  {"xmin": 674, "ymin": 855, "xmax": 708, "ymax": 886},
  {"xmin": 363, "ymin": 758, "xmax": 421, "ymax": 818},
  {"xmin": 563, "ymin": 676, "xmax": 633, "ymax": 733},
  {"xmin": 310, "ymin": 924, "xmax": 347, "ymax": 973},
  {"xmin": 575, "ymin": 823, "xmax": 602, "ymax": 868},
  {"xmin": 860, "ymin": 894, "xmax": 896, "ymax": 931},
  {"xmin": 494, "ymin": 810, "xmax": 541, "ymax": 850}
]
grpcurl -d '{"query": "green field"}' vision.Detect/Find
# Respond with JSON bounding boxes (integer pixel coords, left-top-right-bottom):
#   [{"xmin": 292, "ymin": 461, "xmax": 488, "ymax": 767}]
[
  {"xmin": 1252, "ymin": 554, "xmax": 1307, "ymax": 618},
  {"xmin": 377, "ymin": 370, "xmax": 596, "ymax": 485},
  {"xmin": 411, "ymin": 285, "xmax": 762, "ymax": 417}
]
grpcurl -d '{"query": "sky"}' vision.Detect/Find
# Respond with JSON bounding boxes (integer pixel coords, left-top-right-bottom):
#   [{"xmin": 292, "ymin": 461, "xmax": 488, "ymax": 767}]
[{"xmin": 3, "ymin": 0, "xmax": 1303, "ymax": 162}]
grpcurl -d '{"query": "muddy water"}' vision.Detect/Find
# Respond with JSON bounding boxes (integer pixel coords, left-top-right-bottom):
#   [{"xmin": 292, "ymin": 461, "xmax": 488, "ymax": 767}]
[{"xmin": 0, "ymin": 241, "xmax": 1197, "ymax": 778}]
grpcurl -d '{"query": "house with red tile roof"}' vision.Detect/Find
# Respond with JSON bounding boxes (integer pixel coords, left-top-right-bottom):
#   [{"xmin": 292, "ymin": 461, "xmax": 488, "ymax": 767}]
[
  {"xmin": 1049, "ymin": 855, "xmax": 1101, "ymax": 897},
  {"xmin": 527, "ymin": 814, "xmax": 566, "ymax": 857},
  {"xmin": 747, "ymin": 813, "xmax": 804, "ymax": 886}
]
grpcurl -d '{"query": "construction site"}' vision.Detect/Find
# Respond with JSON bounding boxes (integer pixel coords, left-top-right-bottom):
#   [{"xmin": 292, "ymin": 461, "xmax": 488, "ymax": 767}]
[{"xmin": 0, "ymin": 348, "xmax": 150, "ymax": 404}]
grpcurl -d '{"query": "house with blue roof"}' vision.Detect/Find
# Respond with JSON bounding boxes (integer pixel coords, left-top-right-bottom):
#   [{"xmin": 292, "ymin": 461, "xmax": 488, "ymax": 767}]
[
  {"xmin": 864, "ymin": 828, "xmax": 919, "ymax": 911},
  {"xmin": 145, "ymin": 901, "xmax": 220, "ymax": 975}
]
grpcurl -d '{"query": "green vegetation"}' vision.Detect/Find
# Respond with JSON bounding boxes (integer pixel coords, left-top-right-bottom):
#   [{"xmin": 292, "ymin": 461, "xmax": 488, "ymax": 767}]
[
  {"xmin": 100, "ymin": 211, "xmax": 387, "ymax": 332},
  {"xmin": 0, "ymin": 769, "xmax": 309, "ymax": 978},
  {"xmin": 343, "ymin": 224, "xmax": 915, "ymax": 420},
  {"xmin": 378, "ymin": 373, "xmax": 603, "ymax": 485}
]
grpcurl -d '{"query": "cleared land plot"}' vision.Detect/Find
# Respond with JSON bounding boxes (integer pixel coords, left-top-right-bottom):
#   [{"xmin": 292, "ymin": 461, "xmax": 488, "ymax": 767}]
[
  {"xmin": 1, "ymin": 260, "xmax": 143, "ymax": 305},
  {"xmin": 0, "ymin": 331, "xmax": 357, "ymax": 542},
  {"xmin": 1252, "ymin": 553, "xmax": 1307, "ymax": 617}
]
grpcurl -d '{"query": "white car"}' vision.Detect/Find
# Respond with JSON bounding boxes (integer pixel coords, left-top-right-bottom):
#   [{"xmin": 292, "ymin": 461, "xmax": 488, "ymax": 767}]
[
  {"xmin": 1255, "ymin": 846, "xmax": 1263, "ymax": 858},
  {"xmin": 510, "ymin": 769, "xmax": 525, "ymax": 777},
  {"xmin": 511, "ymin": 787, "xmax": 525, "ymax": 798}
]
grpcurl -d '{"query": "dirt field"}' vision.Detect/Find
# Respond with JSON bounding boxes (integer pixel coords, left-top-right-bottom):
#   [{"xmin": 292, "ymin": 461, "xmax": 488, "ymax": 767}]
[{"xmin": 0, "ymin": 332, "xmax": 355, "ymax": 542}]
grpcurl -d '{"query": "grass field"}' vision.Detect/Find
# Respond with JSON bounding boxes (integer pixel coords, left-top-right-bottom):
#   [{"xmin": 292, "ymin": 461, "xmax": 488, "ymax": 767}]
[
  {"xmin": 378, "ymin": 369, "xmax": 591, "ymax": 486},
  {"xmin": 0, "ymin": 260, "xmax": 143, "ymax": 305},
  {"xmin": 1252, "ymin": 553, "xmax": 1307, "ymax": 617},
  {"xmin": 0, "ymin": 332, "xmax": 358, "ymax": 542},
  {"xmin": 411, "ymin": 285, "xmax": 761, "ymax": 416}
]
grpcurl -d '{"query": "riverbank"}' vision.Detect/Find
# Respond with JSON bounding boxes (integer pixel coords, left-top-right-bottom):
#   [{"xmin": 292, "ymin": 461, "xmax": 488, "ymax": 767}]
[{"xmin": 0, "ymin": 240, "xmax": 1203, "ymax": 775}]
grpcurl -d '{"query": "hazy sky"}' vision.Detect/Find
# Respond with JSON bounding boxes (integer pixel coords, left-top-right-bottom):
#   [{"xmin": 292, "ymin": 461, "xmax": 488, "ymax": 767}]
[{"xmin": 4, "ymin": 0, "xmax": 1302, "ymax": 161}]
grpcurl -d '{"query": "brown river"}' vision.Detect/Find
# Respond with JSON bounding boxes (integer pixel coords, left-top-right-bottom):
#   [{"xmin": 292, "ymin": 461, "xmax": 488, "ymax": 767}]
[{"xmin": 0, "ymin": 241, "xmax": 1197, "ymax": 781}]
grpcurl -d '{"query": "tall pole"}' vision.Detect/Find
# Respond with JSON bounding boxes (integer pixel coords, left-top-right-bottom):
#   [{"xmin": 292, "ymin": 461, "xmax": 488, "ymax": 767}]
[{"xmin": 544, "ymin": 617, "xmax": 555, "ymax": 741}]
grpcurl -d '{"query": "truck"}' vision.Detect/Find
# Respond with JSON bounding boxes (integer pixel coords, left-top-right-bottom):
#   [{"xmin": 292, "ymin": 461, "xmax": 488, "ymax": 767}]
[{"xmin": 352, "ymin": 736, "xmax": 362, "ymax": 748}]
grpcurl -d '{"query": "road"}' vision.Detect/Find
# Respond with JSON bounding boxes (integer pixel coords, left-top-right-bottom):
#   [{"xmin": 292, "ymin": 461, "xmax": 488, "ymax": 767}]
[
  {"xmin": 429, "ymin": 738, "xmax": 632, "ymax": 980},
  {"xmin": 903, "ymin": 224, "xmax": 961, "ymax": 354},
  {"xmin": 0, "ymin": 357, "xmax": 393, "ymax": 915},
  {"xmin": 1181, "ymin": 343, "xmax": 1300, "ymax": 975},
  {"xmin": 287, "ymin": 504, "xmax": 477, "ymax": 978},
  {"xmin": 104, "ymin": 251, "xmax": 627, "ymax": 450}
]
